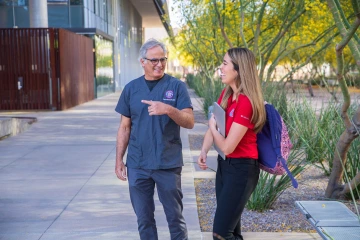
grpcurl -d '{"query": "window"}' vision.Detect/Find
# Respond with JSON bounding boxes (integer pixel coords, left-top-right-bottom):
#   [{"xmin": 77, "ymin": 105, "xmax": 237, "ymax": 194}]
[
  {"xmin": 70, "ymin": 0, "xmax": 82, "ymax": 5},
  {"xmin": 0, "ymin": 0, "xmax": 27, "ymax": 6},
  {"xmin": 47, "ymin": 0, "xmax": 68, "ymax": 4}
]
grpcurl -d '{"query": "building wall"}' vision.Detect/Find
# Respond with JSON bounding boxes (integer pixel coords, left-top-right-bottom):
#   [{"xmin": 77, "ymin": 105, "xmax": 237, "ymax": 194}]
[
  {"xmin": 117, "ymin": 0, "xmax": 143, "ymax": 91},
  {"xmin": 0, "ymin": 0, "xmax": 145, "ymax": 92}
]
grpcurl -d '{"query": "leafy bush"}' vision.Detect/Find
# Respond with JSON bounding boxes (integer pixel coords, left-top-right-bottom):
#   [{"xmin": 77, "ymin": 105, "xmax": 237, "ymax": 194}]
[
  {"xmin": 285, "ymin": 96, "xmax": 360, "ymax": 200},
  {"xmin": 246, "ymin": 149, "xmax": 305, "ymax": 211},
  {"xmin": 168, "ymin": 72, "xmax": 183, "ymax": 80},
  {"xmin": 186, "ymin": 73, "xmax": 224, "ymax": 116},
  {"xmin": 345, "ymin": 73, "xmax": 360, "ymax": 88},
  {"xmin": 262, "ymin": 82, "xmax": 288, "ymax": 116},
  {"xmin": 287, "ymin": 99, "xmax": 360, "ymax": 181},
  {"xmin": 96, "ymin": 76, "xmax": 112, "ymax": 86}
]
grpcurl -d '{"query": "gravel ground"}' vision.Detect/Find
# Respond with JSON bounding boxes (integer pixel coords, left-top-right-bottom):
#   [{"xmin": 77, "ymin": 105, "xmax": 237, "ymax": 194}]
[
  {"xmin": 191, "ymin": 138, "xmax": 360, "ymax": 233},
  {"xmin": 189, "ymin": 92, "xmax": 360, "ymax": 233},
  {"xmin": 194, "ymin": 166, "xmax": 327, "ymax": 233}
]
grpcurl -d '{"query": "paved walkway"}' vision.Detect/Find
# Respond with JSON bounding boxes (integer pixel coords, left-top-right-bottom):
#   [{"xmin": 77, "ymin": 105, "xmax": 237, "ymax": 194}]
[{"xmin": 0, "ymin": 89, "xmax": 320, "ymax": 239}]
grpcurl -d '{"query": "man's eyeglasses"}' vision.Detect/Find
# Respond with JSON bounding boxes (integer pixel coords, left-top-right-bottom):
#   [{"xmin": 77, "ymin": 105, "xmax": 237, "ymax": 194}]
[{"xmin": 143, "ymin": 57, "xmax": 168, "ymax": 65}]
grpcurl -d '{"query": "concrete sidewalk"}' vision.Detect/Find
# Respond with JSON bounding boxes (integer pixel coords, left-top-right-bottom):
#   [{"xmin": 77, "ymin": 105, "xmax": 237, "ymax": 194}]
[
  {"xmin": 0, "ymin": 93, "xmax": 200, "ymax": 240},
  {"xmin": 0, "ymin": 90, "xmax": 320, "ymax": 240}
]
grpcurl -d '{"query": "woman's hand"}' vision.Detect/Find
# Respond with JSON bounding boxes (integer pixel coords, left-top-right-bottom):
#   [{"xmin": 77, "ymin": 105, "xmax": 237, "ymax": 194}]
[
  {"xmin": 209, "ymin": 114, "xmax": 217, "ymax": 130},
  {"xmin": 197, "ymin": 150, "xmax": 208, "ymax": 170}
]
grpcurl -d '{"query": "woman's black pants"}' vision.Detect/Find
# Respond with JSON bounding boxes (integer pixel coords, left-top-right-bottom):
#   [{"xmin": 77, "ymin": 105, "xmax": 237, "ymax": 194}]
[{"xmin": 213, "ymin": 156, "xmax": 260, "ymax": 240}]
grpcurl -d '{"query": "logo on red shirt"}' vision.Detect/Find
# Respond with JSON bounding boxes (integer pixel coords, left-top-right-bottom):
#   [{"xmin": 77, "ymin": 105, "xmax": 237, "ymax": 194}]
[
  {"xmin": 241, "ymin": 115, "xmax": 249, "ymax": 120},
  {"xmin": 229, "ymin": 109, "xmax": 234, "ymax": 117}
]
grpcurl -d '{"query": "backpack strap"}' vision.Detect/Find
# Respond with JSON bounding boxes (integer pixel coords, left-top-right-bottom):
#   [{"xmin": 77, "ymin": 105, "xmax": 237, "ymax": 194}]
[
  {"xmin": 267, "ymin": 104, "xmax": 298, "ymax": 188},
  {"xmin": 279, "ymin": 156, "xmax": 299, "ymax": 188}
]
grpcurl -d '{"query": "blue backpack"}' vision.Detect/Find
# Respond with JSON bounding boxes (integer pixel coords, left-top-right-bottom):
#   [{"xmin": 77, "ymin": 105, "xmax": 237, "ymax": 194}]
[{"xmin": 257, "ymin": 103, "xmax": 298, "ymax": 188}]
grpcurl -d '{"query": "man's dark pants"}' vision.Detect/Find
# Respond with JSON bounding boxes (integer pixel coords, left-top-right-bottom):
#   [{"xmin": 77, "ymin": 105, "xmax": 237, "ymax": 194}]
[{"xmin": 128, "ymin": 167, "xmax": 188, "ymax": 240}]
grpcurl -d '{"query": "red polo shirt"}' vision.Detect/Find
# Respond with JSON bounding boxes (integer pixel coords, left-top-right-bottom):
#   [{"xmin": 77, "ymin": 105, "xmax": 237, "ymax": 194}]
[{"xmin": 217, "ymin": 90, "xmax": 258, "ymax": 159}]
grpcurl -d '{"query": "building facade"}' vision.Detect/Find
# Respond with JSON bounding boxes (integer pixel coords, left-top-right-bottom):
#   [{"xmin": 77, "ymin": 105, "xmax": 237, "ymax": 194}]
[{"xmin": 0, "ymin": 0, "xmax": 171, "ymax": 98}]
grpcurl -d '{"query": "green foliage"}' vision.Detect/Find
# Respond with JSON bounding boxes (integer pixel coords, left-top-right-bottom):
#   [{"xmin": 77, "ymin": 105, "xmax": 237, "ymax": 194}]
[
  {"xmin": 186, "ymin": 73, "xmax": 224, "ymax": 115},
  {"xmin": 173, "ymin": 0, "xmax": 349, "ymax": 81},
  {"xmin": 345, "ymin": 73, "xmax": 360, "ymax": 88},
  {"xmin": 286, "ymin": 97, "xmax": 360, "ymax": 199},
  {"xmin": 96, "ymin": 76, "xmax": 112, "ymax": 86},
  {"xmin": 285, "ymin": 100, "xmax": 336, "ymax": 175},
  {"xmin": 310, "ymin": 78, "xmax": 322, "ymax": 86},
  {"xmin": 246, "ymin": 150, "xmax": 305, "ymax": 211},
  {"xmin": 168, "ymin": 72, "xmax": 183, "ymax": 80},
  {"xmin": 97, "ymin": 55, "xmax": 113, "ymax": 68},
  {"xmin": 261, "ymin": 82, "xmax": 288, "ymax": 116},
  {"xmin": 345, "ymin": 137, "xmax": 360, "ymax": 199}
]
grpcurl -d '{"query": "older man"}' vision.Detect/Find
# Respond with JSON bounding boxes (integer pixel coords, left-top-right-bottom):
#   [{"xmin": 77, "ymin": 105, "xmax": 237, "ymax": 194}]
[{"xmin": 115, "ymin": 38, "xmax": 194, "ymax": 240}]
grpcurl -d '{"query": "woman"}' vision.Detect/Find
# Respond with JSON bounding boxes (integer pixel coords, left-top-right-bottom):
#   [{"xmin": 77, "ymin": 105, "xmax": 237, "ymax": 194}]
[{"xmin": 197, "ymin": 48, "xmax": 266, "ymax": 240}]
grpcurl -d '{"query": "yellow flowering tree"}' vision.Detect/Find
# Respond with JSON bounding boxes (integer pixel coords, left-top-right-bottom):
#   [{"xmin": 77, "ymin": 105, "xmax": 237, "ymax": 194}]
[{"xmin": 173, "ymin": 0, "xmax": 340, "ymax": 82}]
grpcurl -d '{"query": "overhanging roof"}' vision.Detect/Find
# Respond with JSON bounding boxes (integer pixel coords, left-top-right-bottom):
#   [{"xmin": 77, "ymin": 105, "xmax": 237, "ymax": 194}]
[{"xmin": 131, "ymin": 0, "xmax": 173, "ymax": 38}]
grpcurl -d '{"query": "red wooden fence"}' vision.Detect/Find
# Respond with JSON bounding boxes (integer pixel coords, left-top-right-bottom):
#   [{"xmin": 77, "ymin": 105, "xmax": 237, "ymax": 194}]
[{"xmin": 0, "ymin": 28, "xmax": 94, "ymax": 110}]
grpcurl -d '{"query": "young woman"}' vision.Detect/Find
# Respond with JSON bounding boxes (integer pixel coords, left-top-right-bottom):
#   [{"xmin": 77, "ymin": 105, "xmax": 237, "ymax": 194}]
[{"xmin": 197, "ymin": 48, "xmax": 266, "ymax": 240}]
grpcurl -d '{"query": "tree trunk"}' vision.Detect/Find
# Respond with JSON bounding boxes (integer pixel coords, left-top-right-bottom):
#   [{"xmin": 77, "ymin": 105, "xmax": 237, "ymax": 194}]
[
  {"xmin": 325, "ymin": 121, "xmax": 359, "ymax": 199},
  {"xmin": 307, "ymin": 81, "xmax": 314, "ymax": 97},
  {"xmin": 325, "ymin": 0, "xmax": 360, "ymax": 199}
]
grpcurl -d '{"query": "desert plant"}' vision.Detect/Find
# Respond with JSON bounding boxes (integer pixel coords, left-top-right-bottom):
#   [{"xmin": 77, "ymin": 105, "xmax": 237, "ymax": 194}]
[
  {"xmin": 246, "ymin": 149, "xmax": 305, "ymax": 211},
  {"xmin": 186, "ymin": 73, "xmax": 224, "ymax": 116}
]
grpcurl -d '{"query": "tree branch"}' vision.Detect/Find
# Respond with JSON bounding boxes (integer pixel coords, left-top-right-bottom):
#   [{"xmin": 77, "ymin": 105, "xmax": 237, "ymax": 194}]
[
  {"xmin": 253, "ymin": 0, "xmax": 268, "ymax": 58},
  {"xmin": 341, "ymin": 172, "xmax": 360, "ymax": 195},
  {"xmin": 327, "ymin": 0, "xmax": 360, "ymax": 71},
  {"xmin": 212, "ymin": 0, "xmax": 233, "ymax": 48},
  {"xmin": 239, "ymin": 0, "xmax": 249, "ymax": 48}
]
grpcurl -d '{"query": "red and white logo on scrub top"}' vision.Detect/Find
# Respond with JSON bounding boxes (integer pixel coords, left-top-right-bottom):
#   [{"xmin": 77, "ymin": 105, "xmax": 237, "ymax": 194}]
[{"xmin": 163, "ymin": 90, "xmax": 175, "ymax": 101}]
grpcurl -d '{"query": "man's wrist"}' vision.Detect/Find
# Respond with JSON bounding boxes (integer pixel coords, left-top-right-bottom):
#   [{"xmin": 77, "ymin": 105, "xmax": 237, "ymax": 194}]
[{"xmin": 165, "ymin": 104, "xmax": 173, "ymax": 115}]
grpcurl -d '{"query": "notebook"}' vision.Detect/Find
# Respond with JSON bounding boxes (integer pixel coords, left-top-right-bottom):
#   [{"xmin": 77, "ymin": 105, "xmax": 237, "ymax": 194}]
[{"xmin": 212, "ymin": 102, "xmax": 226, "ymax": 160}]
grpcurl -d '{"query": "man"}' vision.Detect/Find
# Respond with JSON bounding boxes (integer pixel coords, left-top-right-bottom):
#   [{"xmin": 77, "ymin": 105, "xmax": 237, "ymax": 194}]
[{"xmin": 115, "ymin": 38, "xmax": 194, "ymax": 240}]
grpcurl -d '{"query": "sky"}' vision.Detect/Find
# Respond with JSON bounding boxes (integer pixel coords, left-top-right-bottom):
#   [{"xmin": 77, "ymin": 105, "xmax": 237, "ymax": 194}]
[{"xmin": 167, "ymin": 0, "xmax": 182, "ymax": 28}]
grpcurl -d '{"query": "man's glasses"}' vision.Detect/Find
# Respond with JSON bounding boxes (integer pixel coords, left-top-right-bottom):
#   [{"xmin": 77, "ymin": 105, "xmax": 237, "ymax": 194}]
[{"xmin": 143, "ymin": 57, "xmax": 168, "ymax": 65}]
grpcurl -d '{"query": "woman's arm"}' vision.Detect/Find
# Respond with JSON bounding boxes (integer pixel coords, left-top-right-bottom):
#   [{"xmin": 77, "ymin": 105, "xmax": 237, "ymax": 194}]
[
  {"xmin": 197, "ymin": 129, "xmax": 214, "ymax": 170},
  {"xmin": 209, "ymin": 115, "xmax": 248, "ymax": 155}
]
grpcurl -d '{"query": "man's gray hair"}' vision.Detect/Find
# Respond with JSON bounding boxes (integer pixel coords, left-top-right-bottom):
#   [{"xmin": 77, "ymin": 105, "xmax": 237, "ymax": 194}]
[{"xmin": 139, "ymin": 38, "xmax": 167, "ymax": 61}]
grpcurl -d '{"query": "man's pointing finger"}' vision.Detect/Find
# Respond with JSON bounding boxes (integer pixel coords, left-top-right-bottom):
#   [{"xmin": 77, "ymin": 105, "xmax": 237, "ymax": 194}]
[{"xmin": 141, "ymin": 100, "xmax": 152, "ymax": 105}]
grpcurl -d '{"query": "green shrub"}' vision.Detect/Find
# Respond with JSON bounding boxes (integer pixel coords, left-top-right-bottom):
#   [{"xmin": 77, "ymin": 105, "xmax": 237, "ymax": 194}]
[
  {"xmin": 186, "ymin": 72, "xmax": 224, "ymax": 116},
  {"xmin": 96, "ymin": 76, "xmax": 112, "ymax": 86},
  {"xmin": 168, "ymin": 72, "xmax": 183, "ymax": 80},
  {"xmin": 345, "ymin": 73, "xmax": 360, "ymax": 88},
  {"xmin": 246, "ymin": 149, "xmax": 305, "ymax": 211},
  {"xmin": 262, "ymin": 82, "xmax": 288, "ymax": 116}
]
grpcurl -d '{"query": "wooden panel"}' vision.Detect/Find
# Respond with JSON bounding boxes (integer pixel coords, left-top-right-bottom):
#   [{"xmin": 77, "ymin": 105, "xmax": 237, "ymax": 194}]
[
  {"xmin": 0, "ymin": 28, "xmax": 50, "ymax": 110},
  {"xmin": 0, "ymin": 28, "xmax": 95, "ymax": 110},
  {"xmin": 58, "ymin": 29, "xmax": 94, "ymax": 110}
]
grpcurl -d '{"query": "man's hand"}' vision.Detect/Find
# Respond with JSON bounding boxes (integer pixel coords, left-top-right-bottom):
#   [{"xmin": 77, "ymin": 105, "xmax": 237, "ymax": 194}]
[
  {"xmin": 141, "ymin": 100, "xmax": 169, "ymax": 116},
  {"xmin": 115, "ymin": 161, "xmax": 127, "ymax": 181}
]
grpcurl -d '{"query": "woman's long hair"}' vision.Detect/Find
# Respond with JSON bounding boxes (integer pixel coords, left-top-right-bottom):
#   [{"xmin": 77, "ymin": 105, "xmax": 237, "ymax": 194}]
[{"xmin": 220, "ymin": 48, "xmax": 266, "ymax": 133}]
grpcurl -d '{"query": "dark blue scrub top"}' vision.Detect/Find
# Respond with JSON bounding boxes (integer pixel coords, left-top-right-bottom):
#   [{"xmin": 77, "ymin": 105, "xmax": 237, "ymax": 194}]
[{"xmin": 115, "ymin": 74, "xmax": 193, "ymax": 169}]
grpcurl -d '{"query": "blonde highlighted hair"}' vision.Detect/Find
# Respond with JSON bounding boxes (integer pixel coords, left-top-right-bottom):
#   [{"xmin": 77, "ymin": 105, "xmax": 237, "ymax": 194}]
[{"xmin": 220, "ymin": 48, "xmax": 266, "ymax": 133}]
